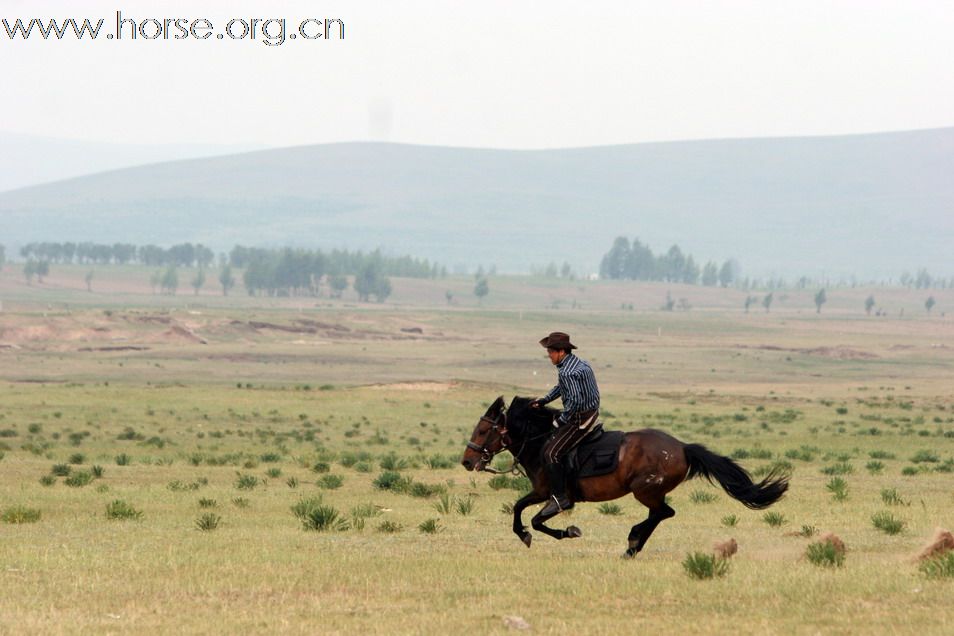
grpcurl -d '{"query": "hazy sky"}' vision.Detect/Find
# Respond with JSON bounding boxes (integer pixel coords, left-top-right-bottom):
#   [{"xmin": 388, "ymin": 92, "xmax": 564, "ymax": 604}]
[{"xmin": 3, "ymin": 0, "xmax": 954, "ymax": 149}]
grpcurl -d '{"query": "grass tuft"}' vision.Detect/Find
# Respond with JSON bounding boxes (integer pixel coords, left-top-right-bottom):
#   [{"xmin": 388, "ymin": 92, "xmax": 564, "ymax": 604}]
[
  {"xmin": 721, "ymin": 514, "xmax": 739, "ymax": 527},
  {"xmin": 806, "ymin": 538, "xmax": 845, "ymax": 567},
  {"xmin": 762, "ymin": 511, "xmax": 787, "ymax": 527},
  {"xmin": 105, "ymin": 500, "xmax": 143, "ymax": 521},
  {"xmin": 418, "ymin": 518, "xmax": 443, "ymax": 534},
  {"xmin": 689, "ymin": 489, "xmax": 718, "ymax": 504},
  {"xmin": 317, "ymin": 474, "xmax": 344, "ymax": 490},
  {"xmin": 871, "ymin": 511, "xmax": 905, "ymax": 535},
  {"xmin": 195, "ymin": 513, "xmax": 221, "ymax": 531},
  {"xmin": 826, "ymin": 477, "xmax": 848, "ymax": 501},
  {"xmin": 919, "ymin": 552, "xmax": 954, "ymax": 579},
  {"xmin": 598, "ymin": 503, "xmax": 623, "ymax": 516},
  {"xmin": 234, "ymin": 472, "xmax": 259, "ymax": 490},
  {"xmin": 682, "ymin": 552, "xmax": 729, "ymax": 579},
  {"xmin": 2, "ymin": 505, "xmax": 42, "ymax": 524}
]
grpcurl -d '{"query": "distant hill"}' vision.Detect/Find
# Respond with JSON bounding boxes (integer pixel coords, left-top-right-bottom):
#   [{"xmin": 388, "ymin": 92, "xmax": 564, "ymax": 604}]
[
  {"xmin": 0, "ymin": 132, "xmax": 265, "ymax": 192},
  {"xmin": 1, "ymin": 128, "xmax": 952, "ymax": 278}
]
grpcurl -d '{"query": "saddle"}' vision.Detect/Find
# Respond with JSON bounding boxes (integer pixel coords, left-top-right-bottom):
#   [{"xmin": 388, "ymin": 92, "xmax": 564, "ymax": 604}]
[{"xmin": 563, "ymin": 426, "xmax": 624, "ymax": 480}]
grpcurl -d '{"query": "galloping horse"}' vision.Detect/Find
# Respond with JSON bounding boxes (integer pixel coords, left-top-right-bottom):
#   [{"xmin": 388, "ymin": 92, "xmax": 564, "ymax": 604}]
[{"xmin": 462, "ymin": 396, "xmax": 790, "ymax": 557}]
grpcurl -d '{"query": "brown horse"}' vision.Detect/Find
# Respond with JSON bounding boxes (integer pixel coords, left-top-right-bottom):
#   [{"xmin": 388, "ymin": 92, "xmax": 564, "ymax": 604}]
[{"xmin": 461, "ymin": 396, "xmax": 790, "ymax": 557}]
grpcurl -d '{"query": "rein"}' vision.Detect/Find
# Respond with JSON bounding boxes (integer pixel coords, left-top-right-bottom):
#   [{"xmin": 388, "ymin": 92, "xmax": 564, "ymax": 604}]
[{"xmin": 467, "ymin": 408, "xmax": 552, "ymax": 476}]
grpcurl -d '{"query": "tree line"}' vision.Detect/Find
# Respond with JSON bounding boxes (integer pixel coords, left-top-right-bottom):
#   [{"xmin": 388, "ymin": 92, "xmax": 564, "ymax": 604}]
[
  {"xmin": 599, "ymin": 237, "xmax": 737, "ymax": 286},
  {"xmin": 18, "ymin": 241, "xmax": 215, "ymax": 268}
]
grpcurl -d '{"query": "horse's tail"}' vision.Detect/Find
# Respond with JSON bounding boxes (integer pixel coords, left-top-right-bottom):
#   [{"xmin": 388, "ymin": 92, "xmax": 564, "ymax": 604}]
[{"xmin": 683, "ymin": 443, "xmax": 789, "ymax": 510}]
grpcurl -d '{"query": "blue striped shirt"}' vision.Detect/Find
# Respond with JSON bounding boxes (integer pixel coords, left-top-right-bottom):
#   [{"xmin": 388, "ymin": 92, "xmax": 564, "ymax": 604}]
[{"xmin": 539, "ymin": 353, "xmax": 600, "ymax": 424}]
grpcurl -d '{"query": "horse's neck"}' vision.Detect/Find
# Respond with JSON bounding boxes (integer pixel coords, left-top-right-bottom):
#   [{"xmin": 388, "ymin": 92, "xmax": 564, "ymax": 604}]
[{"xmin": 512, "ymin": 418, "xmax": 550, "ymax": 471}]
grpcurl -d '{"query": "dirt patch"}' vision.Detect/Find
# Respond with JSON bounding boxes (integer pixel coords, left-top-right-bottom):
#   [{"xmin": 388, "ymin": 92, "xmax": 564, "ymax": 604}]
[
  {"xmin": 249, "ymin": 321, "xmax": 317, "ymax": 334},
  {"xmin": 712, "ymin": 538, "xmax": 738, "ymax": 559},
  {"xmin": 916, "ymin": 527, "xmax": 954, "ymax": 562},
  {"xmin": 163, "ymin": 325, "xmax": 207, "ymax": 344},
  {"xmin": 739, "ymin": 344, "xmax": 878, "ymax": 360},
  {"xmin": 78, "ymin": 345, "xmax": 151, "ymax": 352},
  {"xmin": 368, "ymin": 381, "xmax": 459, "ymax": 392}
]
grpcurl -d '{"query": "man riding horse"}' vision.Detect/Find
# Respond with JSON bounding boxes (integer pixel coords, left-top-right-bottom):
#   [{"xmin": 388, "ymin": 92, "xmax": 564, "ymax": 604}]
[{"xmin": 531, "ymin": 331, "xmax": 601, "ymax": 516}]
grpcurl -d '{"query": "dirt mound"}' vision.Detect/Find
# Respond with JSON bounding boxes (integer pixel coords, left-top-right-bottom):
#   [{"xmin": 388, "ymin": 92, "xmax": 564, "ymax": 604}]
[
  {"xmin": 916, "ymin": 528, "xmax": 954, "ymax": 562},
  {"xmin": 163, "ymin": 325, "xmax": 207, "ymax": 344},
  {"xmin": 817, "ymin": 532, "xmax": 847, "ymax": 556},
  {"xmin": 712, "ymin": 538, "xmax": 738, "ymax": 559}
]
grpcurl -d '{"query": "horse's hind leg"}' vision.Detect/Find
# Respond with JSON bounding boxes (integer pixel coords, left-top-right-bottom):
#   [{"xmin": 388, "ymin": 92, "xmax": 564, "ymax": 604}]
[
  {"xmin": 623, "ymin": 501, "xmax": 675, "ymax": 559},
  {"xmin": 530, "ymin": 507, "xmax": 583, "ymax": 541}
]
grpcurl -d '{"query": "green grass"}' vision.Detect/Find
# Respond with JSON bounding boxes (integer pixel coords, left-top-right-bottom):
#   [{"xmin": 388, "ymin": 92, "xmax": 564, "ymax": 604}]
[
  {"xmin": 0, "ymin": 284, "xmax": 953, "ymax": 633},
  {"xmin": 682, "ymin": 552, "xmax": 729, "ymax": 579},
  {"xmin": 871, "ymin": 511, "xmax": 905, "ymax": 535},
  {"xmin": 806, "ymin": 538, "xmax": 846, "ymax": 568},
  {"xmin": 919, "ymin": 553, "xmax": 954, "ymax": 579},
  {"xmin": 2, "ymin": 505, "xmax": 42, "ymax": 524},
  {"xmin": 105, "ymin": 500, "xmax": 143, "ymax": 521}
]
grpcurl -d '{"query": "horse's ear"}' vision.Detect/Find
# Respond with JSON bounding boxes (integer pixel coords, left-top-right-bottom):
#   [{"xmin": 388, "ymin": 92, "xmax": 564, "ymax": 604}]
[{"xmin": 492, "ymin": 395, "xmax": 505, "ymax": 412}]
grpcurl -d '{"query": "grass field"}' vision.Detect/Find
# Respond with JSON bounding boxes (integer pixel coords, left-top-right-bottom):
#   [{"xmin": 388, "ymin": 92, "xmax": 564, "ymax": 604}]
[{"xmin": 1, "ymin": 265, "xmax": 953, "ymax": 634}]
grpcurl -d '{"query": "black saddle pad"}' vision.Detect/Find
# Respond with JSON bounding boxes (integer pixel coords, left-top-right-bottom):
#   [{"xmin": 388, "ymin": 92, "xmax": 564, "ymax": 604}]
[{"xmin": 569, "ymin": 430, "xmax": 624, "ymax": 479}]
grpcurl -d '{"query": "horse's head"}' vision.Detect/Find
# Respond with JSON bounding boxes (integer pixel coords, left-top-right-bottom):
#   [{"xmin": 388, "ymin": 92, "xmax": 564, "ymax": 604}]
[{"xmin": 461, "ymin": 396, "xmax": 510, "ymax": 472}]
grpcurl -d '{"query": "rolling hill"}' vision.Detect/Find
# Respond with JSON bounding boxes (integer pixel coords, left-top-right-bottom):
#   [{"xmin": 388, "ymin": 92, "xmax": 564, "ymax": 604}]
[{"xmin": 2, "ymin": 128, "xmax": 952, "ymax": 278}]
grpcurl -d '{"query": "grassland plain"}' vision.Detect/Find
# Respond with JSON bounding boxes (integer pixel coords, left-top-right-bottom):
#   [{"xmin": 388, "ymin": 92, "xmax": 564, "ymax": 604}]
[{"xmin": 1, "ymin": 268, "xmax": 953, "ymax": 634}]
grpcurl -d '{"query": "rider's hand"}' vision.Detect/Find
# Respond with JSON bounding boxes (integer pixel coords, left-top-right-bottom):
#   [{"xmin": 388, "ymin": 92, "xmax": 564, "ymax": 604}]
[{"xmin": 530, "ymin": 399, "xmax": 542, "ymax": 408}]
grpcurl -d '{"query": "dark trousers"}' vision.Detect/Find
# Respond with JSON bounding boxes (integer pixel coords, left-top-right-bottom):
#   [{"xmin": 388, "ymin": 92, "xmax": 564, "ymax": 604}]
[{"xmin": 542, "ymin": 409, "xmax": 599, "ymax": 464}]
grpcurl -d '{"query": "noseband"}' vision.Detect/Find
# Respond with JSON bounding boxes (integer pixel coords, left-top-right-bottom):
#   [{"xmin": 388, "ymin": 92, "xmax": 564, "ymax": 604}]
[{"xmin": 466, "ymin": 411, "xmax": 512, "ymax": 469}]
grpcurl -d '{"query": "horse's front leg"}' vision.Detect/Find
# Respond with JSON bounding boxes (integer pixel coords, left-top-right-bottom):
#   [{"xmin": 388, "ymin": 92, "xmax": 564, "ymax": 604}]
[
  {"xmin": 530, "ymin": 506, "xmax": 583, "ymax": 541},
  {"xmin": 512, "ymin": 491, "xmax": 545, "ymax": 547}
]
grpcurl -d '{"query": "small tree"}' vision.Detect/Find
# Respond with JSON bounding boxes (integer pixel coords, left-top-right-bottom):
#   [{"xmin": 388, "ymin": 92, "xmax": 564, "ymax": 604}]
[
  {"xmin": 161, "ymin": 266, "xmax": 178, "ymax": 295},
  {"xmin": 814, "ymin": 288, "xmax": 827, "ymax": 314},
  {"xmin": 191, "ymin": 269, "xmax": 206, "ymax": 296},
  {"xmin": 445, "ymin": 290, "xmax": 454, "ymax": 305},
  {"xmin": 218, "ymin": 265, "xmax": 235, "ymax": 296},
  {"xmin": 85, "ymin": 270, "xmax": 94, "ymax": 292},
  {"xmin": 762, "ymin": 292, "xmax": 773, "ymax": 313},
  {"xmin": 865, "ymin": 295, "xmax": 875, "ymax": 315},
  {"xmin": 328, "ymin": 274, "xmax": 348, "ymax": 299},
  {"xmin": 925, "ymin": 296, "xmax": 936, "ymax": 314},
  {"xmin": 474, "ymin": 277, "xmax": 489, "ymax": 304},
  {"xmin": 35, "ymin": 260, "xmax": 49, "ymax": 284},
  {"xmin": 23, "ymin": 260, "xmax": 36, "ymax": 285},
  {"xmin": 744, "ymin": 295, "xmax": 755, "ymax": 313},
  {"xmin": 149, "ymin": 270, "xmax": 161, "ymax": 295}
]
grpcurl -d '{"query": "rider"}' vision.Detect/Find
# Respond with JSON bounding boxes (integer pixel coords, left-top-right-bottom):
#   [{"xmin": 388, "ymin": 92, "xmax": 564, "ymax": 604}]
[{"xmin": 530, "ymin": 332, "xmax": 600, "ymax": 516}]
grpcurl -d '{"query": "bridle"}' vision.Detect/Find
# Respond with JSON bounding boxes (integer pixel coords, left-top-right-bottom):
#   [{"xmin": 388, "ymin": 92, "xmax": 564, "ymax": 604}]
[{"xmin": 466, "ymin": 410, "xmax": 516, "ymax": 475}]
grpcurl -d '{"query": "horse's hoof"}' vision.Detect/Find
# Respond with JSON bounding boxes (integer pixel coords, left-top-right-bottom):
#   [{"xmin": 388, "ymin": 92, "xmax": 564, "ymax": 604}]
[
  {"xmin": 566, "ymin": 525, "xmax": 582, "ymax": 539},
  {"xmin": 621, "ymin": 549, "xmax": 637, "ymax": 560},
  {"xmin": 521, "ymin": 533, "xmax": 532, "ymax": 548}
]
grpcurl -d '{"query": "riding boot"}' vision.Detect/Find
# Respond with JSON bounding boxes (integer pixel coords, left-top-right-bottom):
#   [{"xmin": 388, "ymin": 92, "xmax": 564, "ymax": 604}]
[{"xmin": 540, "ymin": 462, "xmax": 573, "ymax": 516}]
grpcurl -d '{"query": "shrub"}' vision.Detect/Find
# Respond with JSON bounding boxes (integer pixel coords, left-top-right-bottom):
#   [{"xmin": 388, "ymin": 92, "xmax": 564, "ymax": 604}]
[
  {"xmin": 51, "ymin": 463, "xmax": 72, "ymax": 476},
  {"xmin": 198, "ymin": 498, "xmax": 218, "ymax": 508},
  {"xmin": 286, "ymin": 477, "xmax": 299, "ymax": 488},
  {"xmin": 826, "ymin": 477, "xmax": 848, "ymax": 501},
  {"xmin": 418, "ymin": 518, "xmax": 443, "ymax": 534},
  {"xmin": 919, "ymin": 552, "xmax": 954, "ymax": 579},
  {"xmin": 2, "ymin": 505, "xmax": 42, "ymax": 524},
  {"xmin": 265, "ymin": 467, "xmax": 282, "ymax": 478},
  {"xmin": 762, "ymin": 511, "xmax": 787, "ymax": 527},
  {"xmin": 682, "ymin": 552, "xmax": 729, "ymax": 579},
  {"xmin": 234, "ymin": 473, "xmax": 259, "ymax": 490},
  {"xmin": 806, "ymin": 538, "xmax": 845, "ymax": 567},
  {"xmin": 798, "ymin": 525, "xmax": 818, "ymax": 538},
  {"xmin": 901, "ymin": 466, "xmax": 920, "ymax": 476},
  {"xmin": 39, "ymin": 475, "xmax": 56, "ymax": 486},
  {"xmin": 872, "ymin": 511, "xmax": 905, "ymax": 535},
  {"xmin": 880, "ymin": 488, "xmax": 907, "ymax": 506},
  {"xmin": 105, "ymin": 500, "xmax": 143, "ymax": 521},
  {"xmin": 408, "ymin": 481, "xmax": 445, "ymax": 498},
  {"xmin": 689, "ymin": 490, "xmax": 718, "ymax": 504},
  {"xmin": 291, "ymin": 496, "xmax": 324, "ymax": 521},
  {"xmin": 869, "ymin": 450, "xmax": 896, "ymax": 460},
  {"xmin": 351, "ymin": 503, "xmax": 382, "ymax": 520},
  {"xmin": 376, "ymin": 520, "xmax": 403, "ymax": 533},
  {"xmin": 821, "ymin": 462, "xmax": 853, "ymax": 475},
  {"xmin": 865, "ymin": 460, "xmax": 884, "ymax": 475},
  {"xmin": 379, "ymin": 453, "xmax": 408, "ymax": 471},
  {"xmin": 311, "ymin": 461, "xmax": 330, "ymax": 473},
  {"xmin": 317, "ymin": 474, "xmax": 344, "ymax": 490},
  {"xmin": 115, "ymin": 453, "xmax": 131, "ymax": 466},
  {"xmin": 372, "ymin": 471, "xmax": 410, "ymax": 492},
  {"xmin": 911, "ymin": 450, "xmax": 940, "ymax": 463},
  {"xmin": 195, "ymin": 513, "xmax": 221, "ymax": 531},
  {"xmin": 302, "ymin": 506, "xmax": 349, "ymax": 532},
  {"xmin": 434, "ymin": 493, "xmax": 454, "ymax": 515},
  {"xmin": 64, "ymin": 471, "xmax": 93, "ymax": 487},
  {"xmin": 455, "ymin": 495, "xmax": 476, "ymax": 516},
  {"xmin": 598, "ymin": 503, "xmax": 623, "ymax": 516},
  {"xmin": 424, "ymin": 454, "xmax": 455, "ymax": 469},
  {"xmin": 259, "ymin": 452, "xmax": 282, "ymax": 463},
  {"xmin": 68, "ymin": 453, "xmax": 85, "ymax": 465},
  {"xmin": 91, "ymin": 465, "xmax": 105, "ymax": 478},
  {"xmin": 721, "ymin": 514, "xmax": 739, "ymax": 528},
  {"xmin": 231, "ymin": 497, "xmax": 250, "ymax": 508}
]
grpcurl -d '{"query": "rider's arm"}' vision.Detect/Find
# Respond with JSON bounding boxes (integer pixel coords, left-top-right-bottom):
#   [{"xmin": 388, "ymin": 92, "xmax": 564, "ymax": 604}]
[{"xmin": 537, "ymin": 384, "xmax": 561, "ymax": 406}]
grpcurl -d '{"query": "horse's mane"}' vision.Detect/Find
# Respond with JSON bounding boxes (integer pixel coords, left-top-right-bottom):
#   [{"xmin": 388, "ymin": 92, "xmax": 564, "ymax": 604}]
[{"xmin": 507, "ymin": 396, "xmax": 557, "ymax": 435}]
